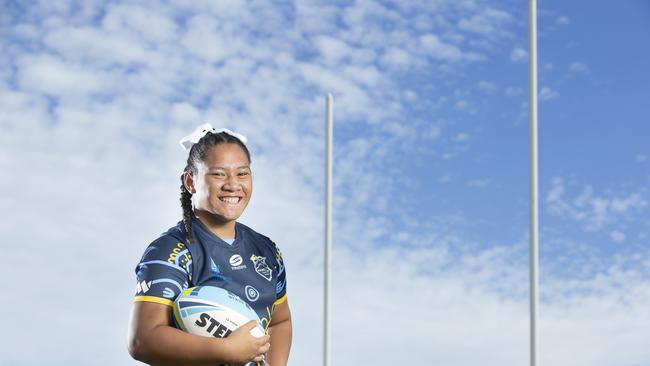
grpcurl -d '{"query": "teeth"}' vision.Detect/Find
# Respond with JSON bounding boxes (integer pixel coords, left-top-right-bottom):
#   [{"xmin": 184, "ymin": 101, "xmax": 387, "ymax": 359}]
[{"xmin": 220, "ymin": 197, "xmax": 240, "ymax": 204}]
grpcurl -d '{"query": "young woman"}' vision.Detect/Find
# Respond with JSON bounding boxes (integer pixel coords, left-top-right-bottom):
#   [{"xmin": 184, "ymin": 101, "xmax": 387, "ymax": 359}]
[{"xmin": 128, "ymin": 124, "xmax": 292, "ymax": 366}]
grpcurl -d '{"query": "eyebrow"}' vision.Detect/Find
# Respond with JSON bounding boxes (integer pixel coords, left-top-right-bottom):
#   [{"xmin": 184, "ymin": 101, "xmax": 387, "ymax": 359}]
[{"xmin": 208, "ymin": 166, "xmax": 251, "ymax": 170}]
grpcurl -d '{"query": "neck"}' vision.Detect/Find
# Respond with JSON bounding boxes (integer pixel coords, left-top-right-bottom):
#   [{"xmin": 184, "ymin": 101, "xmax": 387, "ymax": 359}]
[{"xmin": 194, "ymin": 211, "xmax": 236, "ymax": 239}]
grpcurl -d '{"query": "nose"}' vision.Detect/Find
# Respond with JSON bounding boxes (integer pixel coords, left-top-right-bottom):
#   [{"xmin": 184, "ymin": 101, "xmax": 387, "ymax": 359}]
[{"xmin": 222, "ymin": 175, "xmax": 241, "ymax": 191}]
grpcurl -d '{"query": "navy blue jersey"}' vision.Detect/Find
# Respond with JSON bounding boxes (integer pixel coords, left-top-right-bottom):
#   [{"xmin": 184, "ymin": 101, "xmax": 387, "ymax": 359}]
[{"xmin": 134, "ymin": 217, "xmax": 287, "ymax": 334}]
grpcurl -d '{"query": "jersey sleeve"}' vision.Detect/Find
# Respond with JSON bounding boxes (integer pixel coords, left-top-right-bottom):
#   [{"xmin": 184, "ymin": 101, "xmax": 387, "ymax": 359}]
[
  {"xmin": 133, "ymin": 236, "xmax": 192, "ymax": 307},
  {"xmin": 273, "ymin": 244, "xmax": 287, "ymax": 304}
]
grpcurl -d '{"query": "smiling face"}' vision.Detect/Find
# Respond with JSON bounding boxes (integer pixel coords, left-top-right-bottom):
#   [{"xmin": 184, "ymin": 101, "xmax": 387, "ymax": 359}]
[{"xmin": 186, "ymin": 143, "xmax": 252, "ymax": 226}]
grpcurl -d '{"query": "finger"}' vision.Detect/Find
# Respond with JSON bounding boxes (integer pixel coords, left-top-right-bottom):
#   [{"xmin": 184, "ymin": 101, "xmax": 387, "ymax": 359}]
[
  {"xmin": 253, "ymin": 355, "xmax": 264, "ymax": 362},
  {"xmin": 252, "ymin": 333, "xmax": 270, "ymax": 343},
  {"xmin": 260, "ymin": 342, "xmax": 271, "ymax": 354},
  {"xmin": 256, "ymin": 336, "xmax": 270, "ymax": 346}
]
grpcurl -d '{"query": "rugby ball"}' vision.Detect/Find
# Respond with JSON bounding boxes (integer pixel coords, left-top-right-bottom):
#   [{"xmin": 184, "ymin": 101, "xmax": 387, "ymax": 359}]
[{"xmin": 173, "ymin": 286, "xmax": 265, "ymax": 338}]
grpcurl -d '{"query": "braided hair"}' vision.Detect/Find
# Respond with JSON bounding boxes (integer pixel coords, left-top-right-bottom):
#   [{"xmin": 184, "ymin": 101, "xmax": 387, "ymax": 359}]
[{"xmin": 180, "ymin": 132, "xmax": 251, "ymax": 244}]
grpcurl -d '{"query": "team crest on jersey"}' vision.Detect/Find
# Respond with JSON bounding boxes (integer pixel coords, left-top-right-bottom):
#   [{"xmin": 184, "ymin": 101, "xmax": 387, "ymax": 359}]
[{"xmin": 250, "ymin": 254, "xmax": 272, "ymax": 281}]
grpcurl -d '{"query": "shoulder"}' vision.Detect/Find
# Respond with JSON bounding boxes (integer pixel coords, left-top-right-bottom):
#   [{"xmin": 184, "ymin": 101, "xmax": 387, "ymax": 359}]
[
  {"xmin": 140, "ymin": 222, "xmax": 189, "ymax": 260},
  {"xmin": 237, "ymin": 222, "xmax": 285, "ymax": 266},
  {"xmin": 237, "ymin": 222, "xmax": 278, "ymax": 249}
]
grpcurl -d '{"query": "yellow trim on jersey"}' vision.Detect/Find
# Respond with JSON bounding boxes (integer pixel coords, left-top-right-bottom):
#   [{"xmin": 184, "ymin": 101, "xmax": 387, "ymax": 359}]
[
  {"xmin": 172, "ymin": 304, "xmax": 186, "ymax": 332},
  {"xmin": 274, "ymin": 293, "xmax": 287, "ymax": 305},
  {"xmin": 133, "ymin": 296, "xmax": 174, "ymax": 307}
]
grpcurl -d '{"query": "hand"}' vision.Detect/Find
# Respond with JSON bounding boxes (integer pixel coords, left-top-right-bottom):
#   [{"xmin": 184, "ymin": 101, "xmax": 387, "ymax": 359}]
[{"xmin": 223, "ymin": 320, "xmax": 270, "ymax": 364}]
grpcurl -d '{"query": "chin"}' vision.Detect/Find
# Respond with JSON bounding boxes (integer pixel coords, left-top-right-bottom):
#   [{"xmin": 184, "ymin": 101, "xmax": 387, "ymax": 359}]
[{"xmin": 216, "ymin": 210, "xmax": 244, "ymax": 222}]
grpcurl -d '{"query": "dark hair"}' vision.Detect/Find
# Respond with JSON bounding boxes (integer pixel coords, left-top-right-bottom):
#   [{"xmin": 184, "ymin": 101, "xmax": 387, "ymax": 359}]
[{"xmin": 180, "ymin": 132, "xmax": 251, "ymax": 244}]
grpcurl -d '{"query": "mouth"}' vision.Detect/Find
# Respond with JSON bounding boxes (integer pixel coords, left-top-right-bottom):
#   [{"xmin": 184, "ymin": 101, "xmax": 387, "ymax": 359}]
[{"xmin": 219, "ymin": 196, "xmax": 243, "ymax": 205}]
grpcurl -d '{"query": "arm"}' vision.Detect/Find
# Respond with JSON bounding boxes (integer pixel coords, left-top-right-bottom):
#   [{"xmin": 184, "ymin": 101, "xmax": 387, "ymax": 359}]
[
  {"xmin": 128, "ymin": 301, "xmax": 270, "ymax": 366},
  {"xmin": 266, "ymin": 299, "xmax": 292, "ymax": 366}
]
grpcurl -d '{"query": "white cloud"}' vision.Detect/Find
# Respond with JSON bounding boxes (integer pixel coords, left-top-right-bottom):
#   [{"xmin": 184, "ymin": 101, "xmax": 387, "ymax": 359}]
[
  {"xmin": 419, "ymin": 33, "xmax": 463, "ymax": 61},
  {"xmin": 610, "ymin": 230, "xmax": 626, "ymax": 243},
  {"xmin": 43, "ymin": 25, "xmax": 154, "ymax": 66},
  {"xmin": 454, "ymin": 132, "xmax": 470, "ymax": 142},
  {"xmin": 439, "ymin": 173, "xmax": 453, "ymax": 183},
  {"xmin": 458, "ymin": 8, "xmax": 513, "ymax": 35},
  {"xmin": 380, "ymin": 46, "xmax": 414, "ymax": 68},
  {"xmin": 455, "ymin": 99, "xmax": 469, "ymax": 109},
  {"xmin": 539, "ymin": 86, "xmax": 559, "ymax": 101},
  {"xmin": 505, "ymin": 86, "xmax": 523, "ymax": 96},
  {"xmin": 16, "ymin": 54, "xmax": 108, "ymax": 96},
  {"xmin": 335, "ymin": 238, "xmax": 650, "ymax": 366},
  {"xmin": 2, "ymin": 1, "xmax": 649, "ymax": 366},
  {"xmin": 101, "ymin": 3, "xmax": 179, "ymax": 43},
  {"xmin": 467, "ymin": 178, "xmax": 491, "ymax": 187},
  {"xmin": 510, "ymin": 47, "xmax": 527, "ymax": 62},
  {"xmin": 170, "ymin": 102, "xmax": 202, "ymax": 123},
  {"xmin": 557, "ymin": 16, "xmax": 570, "ymax": 25},
  {"xmin": 315, "ymin": 35, "xmax": 353, "ymax": 65},
  {"xmin": 570, "ymin": 61, "xmax": 590, "ymax": 74},
  {"xmin": 611, "ymin": 193, "xmax": 647, "ymax": 212},
  {"xmin": 180, "ymin": 14, "xmax": 241, "ymax": 63},
  {"xmin": 546, "ymin": 177, "xmax": 648, "ymax": 232},
  {"xmin": 425, "ymin": 124, "xmax": 443, "ymax": 140},
  {"xmin": 477, "ymin": 80, "xmax": 496, "ymax": 92}
]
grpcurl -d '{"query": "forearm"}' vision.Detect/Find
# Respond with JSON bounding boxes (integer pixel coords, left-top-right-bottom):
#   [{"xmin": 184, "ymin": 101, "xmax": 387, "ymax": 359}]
[
  {"xmin": 129, "ymin": 302, "xmax": 270, "ymax": 366},
  {"xmin": 130, "ymin": 321, "xmax": 233, "ymax": 365},
  {"xmin": 266, "ymin": 318, "xmax": 292, "ymax": 366}
]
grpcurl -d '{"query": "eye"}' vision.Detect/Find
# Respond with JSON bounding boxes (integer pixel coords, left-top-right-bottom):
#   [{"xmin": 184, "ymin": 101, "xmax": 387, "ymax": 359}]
[{"xmin": 238, "ymin": 171, "xmax": 250, "ymax": 177}]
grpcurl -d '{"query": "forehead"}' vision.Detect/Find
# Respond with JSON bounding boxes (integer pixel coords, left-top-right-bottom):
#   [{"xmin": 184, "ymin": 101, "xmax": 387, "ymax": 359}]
[{"xmin": 201, "ymin": 143, "xmax": 250, "ymax": 168}]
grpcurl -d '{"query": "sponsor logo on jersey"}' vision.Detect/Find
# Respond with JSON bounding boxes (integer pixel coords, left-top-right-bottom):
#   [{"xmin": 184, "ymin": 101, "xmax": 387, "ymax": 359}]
[
  {"xmin": 245, "ymin": 285, "xmax": 260, "ymax": 302},
  {"xmin": 229, "ymin": 254, "xmax": 247, "ymax": 270},
  {"xmin": 135, "ymin": 280, "xmax": 152, "ymax": 294},
  {"xmin": 250, "ymin": 254, "xmax": 272, "ymax": 281},
  {"xmin": 229, "ymin": 254, "xmax": 243, "ymax": 266}
]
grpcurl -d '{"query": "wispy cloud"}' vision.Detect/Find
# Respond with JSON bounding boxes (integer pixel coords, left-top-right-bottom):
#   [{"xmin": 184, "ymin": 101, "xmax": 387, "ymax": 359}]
[
  {"xmin": 557, "ymin": 16, "xmax": 570, "ymax": 25},
  {"xmin": 1, "ymin": 1, "xmax": 527, "ymax": 364},
  {"xmin": 539, "ymin": 86, "xmax": 559, "ymax": 101},
  {"xmin": 610, "ymin": 230, "xmax": 626, "ymax": 243},
  {"xmin": 458, "ymin": 7, "xmax": 514, "ymax": 36},
  {"xmin": 569, "ymin": 61, "xmax": 590, "ymax": 74},
  {"xmin": 467, "ymin": 178, "xmax": 491, "ymax": 187},
  {"xmin": 505, "ymin": 86, "xmax": 523, "ymax": 96},
  {"xmin": 510, "ymin": 47, "xmax": 528, "ymax": 62},
  {"xmin": 477, "ymin": 80, "xmax": 496, "ymax": 93},
  {"xmin": 2, "ymin": 1, "xmax": 648, "ymax": 366},
  {"xmin": 546, "ymin": 177, "xmax": 648, "ymax": 232}
]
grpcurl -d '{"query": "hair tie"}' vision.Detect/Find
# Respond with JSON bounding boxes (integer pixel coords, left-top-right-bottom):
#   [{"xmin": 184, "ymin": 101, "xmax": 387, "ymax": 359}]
[{"xmin": 179, "ymin": 123, "xmax": 248, "ymax": 151}]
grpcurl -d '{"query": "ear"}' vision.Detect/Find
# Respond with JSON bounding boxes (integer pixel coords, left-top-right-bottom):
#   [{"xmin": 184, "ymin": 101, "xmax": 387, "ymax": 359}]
[{"xmin": 183, "ymin": 170, "xmax": 196, "ymax": 194}]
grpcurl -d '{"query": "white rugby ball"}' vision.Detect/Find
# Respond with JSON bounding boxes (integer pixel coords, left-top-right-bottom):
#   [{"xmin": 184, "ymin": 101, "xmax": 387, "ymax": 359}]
[{"xmin": 173, "ymin": 286, "xmax": 265, "ymax": 338}]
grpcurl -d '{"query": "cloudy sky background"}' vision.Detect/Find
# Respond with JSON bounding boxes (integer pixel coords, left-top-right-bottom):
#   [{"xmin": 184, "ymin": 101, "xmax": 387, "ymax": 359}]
[{"xmin": 1, "ymin": 0, "xmax": 649, "ymax": 365}]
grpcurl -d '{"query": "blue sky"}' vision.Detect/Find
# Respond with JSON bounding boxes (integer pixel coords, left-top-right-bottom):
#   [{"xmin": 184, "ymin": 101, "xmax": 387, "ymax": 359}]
[{"xmin": 1, "ymin": 1, "xmax": 649, "ymax": 365}]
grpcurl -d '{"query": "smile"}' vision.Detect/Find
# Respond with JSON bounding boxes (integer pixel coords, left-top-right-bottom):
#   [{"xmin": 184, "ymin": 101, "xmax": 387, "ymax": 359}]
[{"xmin": 219, "ymin": 197, "xmax": 242, "ymax": 204}]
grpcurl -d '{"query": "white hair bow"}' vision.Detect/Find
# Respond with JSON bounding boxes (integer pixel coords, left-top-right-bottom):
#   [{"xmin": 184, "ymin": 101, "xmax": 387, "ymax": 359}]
[{"xmin": 179, "ymin": 123, "xmax": 248, "ymax": 150}]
